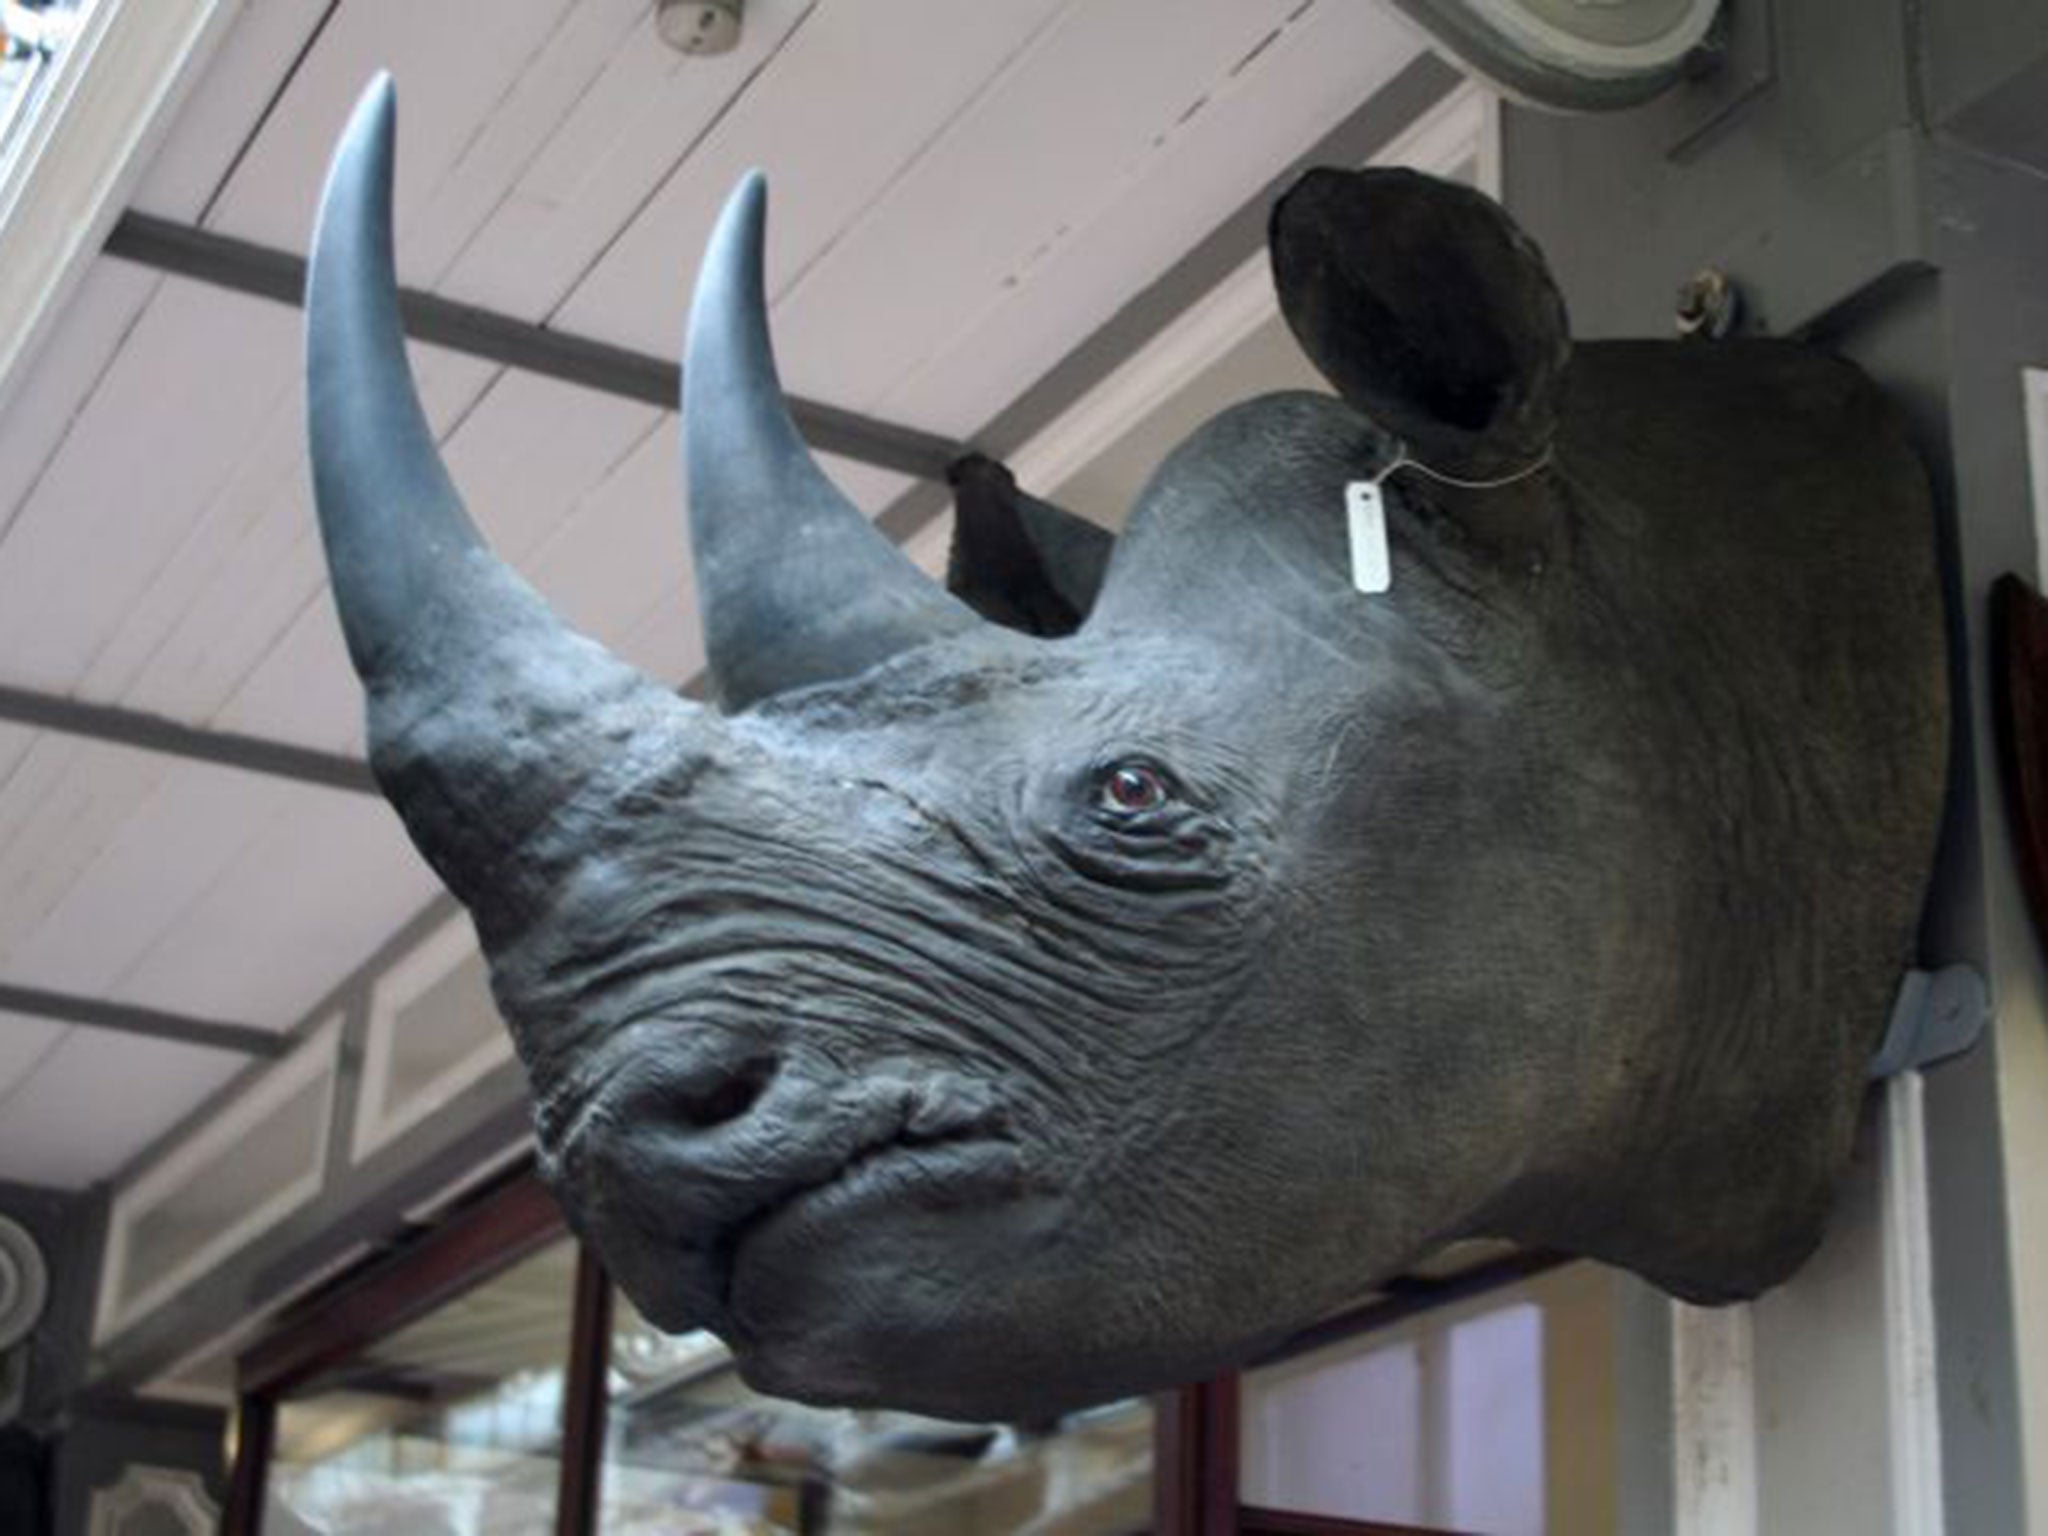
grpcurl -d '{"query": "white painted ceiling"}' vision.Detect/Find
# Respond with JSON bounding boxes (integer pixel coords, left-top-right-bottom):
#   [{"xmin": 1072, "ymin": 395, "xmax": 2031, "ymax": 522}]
[{"xmin": 0, "ymin": 0, "xmax": 1427, "ymax": 1189}]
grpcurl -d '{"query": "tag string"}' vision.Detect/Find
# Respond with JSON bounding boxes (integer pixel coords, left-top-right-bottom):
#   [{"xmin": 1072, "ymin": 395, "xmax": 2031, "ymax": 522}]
[{"xmin": 1370, "ymin": 444, "xmax": 1554, "ymax": 492}]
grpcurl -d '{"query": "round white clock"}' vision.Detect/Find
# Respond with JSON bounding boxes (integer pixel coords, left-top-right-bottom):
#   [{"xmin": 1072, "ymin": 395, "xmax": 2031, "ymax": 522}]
[{"xmin": 1387, "ymin": 0, "xmax": 1725, "ymax": 109}]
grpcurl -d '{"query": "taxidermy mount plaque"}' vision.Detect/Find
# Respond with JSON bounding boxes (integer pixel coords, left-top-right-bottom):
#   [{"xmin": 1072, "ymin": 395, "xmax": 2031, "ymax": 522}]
[{"xmin": 304, "ymin": 76, "xmax": 1947, "ymax": 1419}]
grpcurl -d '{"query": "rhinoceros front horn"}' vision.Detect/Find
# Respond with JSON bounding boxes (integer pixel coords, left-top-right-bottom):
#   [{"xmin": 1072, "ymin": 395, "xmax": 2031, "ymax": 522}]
[
  {"xmin": 683, "ymin": 173, "xmax": 981, "ymax": 711},
  {"xmin": 308, "ymin": 76, "xmax": 695, "ymax": 928}
]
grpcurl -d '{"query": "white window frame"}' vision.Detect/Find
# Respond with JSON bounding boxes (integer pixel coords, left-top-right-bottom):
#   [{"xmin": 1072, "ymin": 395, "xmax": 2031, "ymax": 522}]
[
  {"xmin": 95, "ymin": 1016, "xmax": 341, "ymax": 1342},
  {"xmin": 349, "ymin": 915, "xmax": 515, "ymax": 1164},
  {"xmin": 0, "ymin": 0, "xmax": 238, "ymax": 413},
  {"xmin": 2022, "ymin": 368, "xmax": 2048, "ymax": 591}
]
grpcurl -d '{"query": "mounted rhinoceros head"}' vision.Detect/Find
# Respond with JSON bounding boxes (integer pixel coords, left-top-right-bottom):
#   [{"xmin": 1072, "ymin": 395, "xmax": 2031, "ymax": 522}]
[{"xmin": 305, "ymin": 77, "xmax": 1947, "ymax": 1419}]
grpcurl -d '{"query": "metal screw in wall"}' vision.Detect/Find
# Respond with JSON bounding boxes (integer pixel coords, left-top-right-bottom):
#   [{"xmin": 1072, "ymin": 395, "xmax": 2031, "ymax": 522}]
[
  {"xmin": 657, "ymin": 0, "xmax": 742, "ymax": 56},
  {"xmin": 1675, "ymin": 267, "xmax": 1741, "ymax": 339}
]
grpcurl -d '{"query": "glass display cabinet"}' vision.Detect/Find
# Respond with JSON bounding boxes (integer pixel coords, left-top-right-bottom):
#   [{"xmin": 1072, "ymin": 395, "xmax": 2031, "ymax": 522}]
[{"xmin": 225, "ymin": 1169, "xmax": 1659, "ymax": 1536}]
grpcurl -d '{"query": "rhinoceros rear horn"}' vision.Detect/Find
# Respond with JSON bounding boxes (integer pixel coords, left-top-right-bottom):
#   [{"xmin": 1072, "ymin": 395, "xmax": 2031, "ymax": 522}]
[
  {"xmin": 683, "ymin": 174, "xmax": 981, "ymax": 711},
  {"xmin": 308, "ymin": 76, "xmax": 690, "ymax": 918},
  {"xmin": 1270, "ymin": 167, "xmax": 1569, "ymax": 479}
]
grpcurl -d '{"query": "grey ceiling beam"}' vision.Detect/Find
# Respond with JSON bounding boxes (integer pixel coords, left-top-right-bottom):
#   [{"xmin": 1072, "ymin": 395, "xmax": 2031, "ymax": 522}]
[
  {"xmin": 0, "ymin": 981, "xmax": 287, "ymax": 1057},
  {"xmin": 0, "ymin": 682, "xmax": 376, "ymax": 794},
  {"xmin": 102, "ymin": 211, "xmax": 966, "ymax": 482}
]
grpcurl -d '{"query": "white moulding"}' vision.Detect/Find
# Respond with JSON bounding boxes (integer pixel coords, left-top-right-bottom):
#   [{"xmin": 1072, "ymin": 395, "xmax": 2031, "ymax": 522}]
[
  {"xmin": 87, "ymin": 1464, "xmax": 219, "ymax": 1536},
  {"xmin": 1880, "ymin": 1070, "xmax": 1946, "ymax": 1536},
  {"xmin": 94, "ymin": 1016, "xmax": 340, "ymax": 1345},
  {"xmin": 2022, "ymin": 368, "xmax": 2048, "ymax": 592},
  {"xmin": 0, "ymin": 0, "xmax": 241, "ymax": 416},
  {"xmin": 1672, "ymin": 1298, "xmax": 1758, "ymax": 1536},
  {"xmin": 350, "ymin": 914, "xmax": 515, "ymax": 1166}
]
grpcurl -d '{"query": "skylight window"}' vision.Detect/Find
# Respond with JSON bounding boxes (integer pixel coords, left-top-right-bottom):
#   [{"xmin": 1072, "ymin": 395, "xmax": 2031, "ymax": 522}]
[{"xmin": 0, "ymin": 0, "xmax": 84, "ymax": 164}]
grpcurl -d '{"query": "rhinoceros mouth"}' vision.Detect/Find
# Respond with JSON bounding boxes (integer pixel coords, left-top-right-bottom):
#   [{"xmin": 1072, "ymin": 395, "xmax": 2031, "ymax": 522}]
[
  {"xmin": 555, "ymin": 1054, "xmax": 1035, "ymax": 1332},
  {"xmin": 718, "ymin": 1121, "xmax": 1029, "ymax": 1300}
]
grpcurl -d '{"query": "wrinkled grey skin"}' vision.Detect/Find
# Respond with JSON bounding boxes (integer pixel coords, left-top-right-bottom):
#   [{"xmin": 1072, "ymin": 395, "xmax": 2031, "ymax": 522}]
[{"xmin": 304, "ymin": 78, "xmax": 1947, "ymax": 1420}]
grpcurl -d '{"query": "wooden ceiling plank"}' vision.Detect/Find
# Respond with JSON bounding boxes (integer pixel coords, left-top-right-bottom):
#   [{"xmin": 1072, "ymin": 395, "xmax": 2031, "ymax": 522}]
[
  {"xmin": 132, "ymin": 0, "xmax": 337, "ymax": 223},
  {"xmin": 113, "ymin": 788, "xmax": 442, "ymax": 1026},
  {"xmin": 538, "ymin": 0, "xmax": 1073, "ymax": 356},
  {"xmin": 521, "ymin": 415, "xmax": 686, "ymax": 668},
  {"xmin": 203, "ymin": 591, "xmax": 367, "ymax": 759},
  {"xmin": 103, "ymin": 350, "xmax": 532, "ymax": 745},
  {"xmin": 0, "ymin": 758, "xmax": 302, "ymax": 1003},
  {"xmin": 0, "ymin": 732, "xmax": 84, "ymax": 852},
  {"xmin": 98, "ymin": 467, "xmax": 328, "ymax": 725},
  {"xmin": 0, "ymin": 1028, "xmax": 244, "ymax": 1190},
  {"xmin": 0, "ymin": 740, "xmax": 165, "ymax": 969},
  {"xmin": 199, "ymin": 0, "xmax": 579, "ymax": 263},
  {"xmin": 438, "ymin": 0, "xmax": 827, "ymax": 323},
  {"xmin": 0, "ymin": 291, "xmax": 495, "ymax": 757},
  {"xmin": 0, "ymin": 1012, "xmax": 67, "ymax": 1103},
  {"xmin": 74, "ymin": 328, "xmax": 320, "ymax": 709},
  {"xmin": 439, "ymin": 367, "xmax": 666, "ymax": 567},
  {"xmin": 898, "ymin": 502, "xmax": 957, "ymax": 582},
  {"xmin": 873, "ymin": 3, "xmax": 1423, "ymax": 438},
  {"xmin": 0, "ymin": 724, "xmax": 38, "ymax": 800},
  {"xmin": 0, "ymin": 260, "xmax": 161, "ymax": 549},
  {"xmin": 764, "ymin": 0, "xmax": 1364, "ymax": 417},
  {"xmin": 393, "ymin": 0, "xmax": 652, "ymax": 288},
  {"xmin": 0, "ymin": 278, "xmax": 300, "ymax": 696}
]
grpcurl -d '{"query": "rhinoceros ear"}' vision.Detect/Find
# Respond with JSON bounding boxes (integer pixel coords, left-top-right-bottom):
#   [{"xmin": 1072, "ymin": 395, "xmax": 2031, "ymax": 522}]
[
  {"xmin": 1270, "ymin": 167, "xmax": 1569, "ymax": 479},
  {"xmin": 946, "ymin": 455, "xmax": 1113, "ymax": 638}
]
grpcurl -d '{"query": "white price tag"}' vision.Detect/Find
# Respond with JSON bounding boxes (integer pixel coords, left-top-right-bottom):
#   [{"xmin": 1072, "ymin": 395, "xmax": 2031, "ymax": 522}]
[{"xmin": 1345, "ymin": 480, "xmax": 1390, "ymax": 594}]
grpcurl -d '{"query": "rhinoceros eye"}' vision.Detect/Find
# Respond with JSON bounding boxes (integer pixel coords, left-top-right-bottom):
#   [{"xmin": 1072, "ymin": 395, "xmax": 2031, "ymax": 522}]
[{"xmin": 1101, "ymin": 762, "xmax": 1171, "ymax": 815}]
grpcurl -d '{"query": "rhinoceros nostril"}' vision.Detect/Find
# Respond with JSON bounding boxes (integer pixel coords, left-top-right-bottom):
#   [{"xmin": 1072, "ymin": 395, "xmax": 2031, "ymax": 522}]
[{"xmin": 673, "ymin": 1052, "xmax": 778, "ymax": 1129}]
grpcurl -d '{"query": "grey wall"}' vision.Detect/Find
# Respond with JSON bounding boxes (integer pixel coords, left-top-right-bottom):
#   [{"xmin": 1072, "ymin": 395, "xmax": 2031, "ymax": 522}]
[
  {"xmin": 0, "ymin": 1180, "xmax": 103, "ymax": 1434},
  {"xmin": 1920, "ymin": 0, "xmax": 2048, "ymax": 163},
  {"xmin": 1504, "ymin": 0, "xmax": 2048, "ymax": 1528},
  {"xmin": 49, "ymin": 1397, "xmax": 226, "ymax": 1536}
]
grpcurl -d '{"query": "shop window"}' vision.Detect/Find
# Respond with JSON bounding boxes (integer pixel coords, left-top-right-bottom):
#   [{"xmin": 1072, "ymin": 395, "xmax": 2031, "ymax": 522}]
[
  {"xmin": 263, "ymin": 1236, "xmax": 579, "ymax": 1534},
  {"xmin": 227, "ymin": 1159, "xmax": 1673, "ymax": 1536},
  {"xmin": 597, "ymin": 1287, "xmax": 1152, "ymax": 1533},
  {"xmin": 1238, "ymin": 1262, "xmax": 1636, "ymax": 1536},
  {"xmin": 1245, "ymin": 1302, "xmax": 1545, "ymax": 1533}
]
